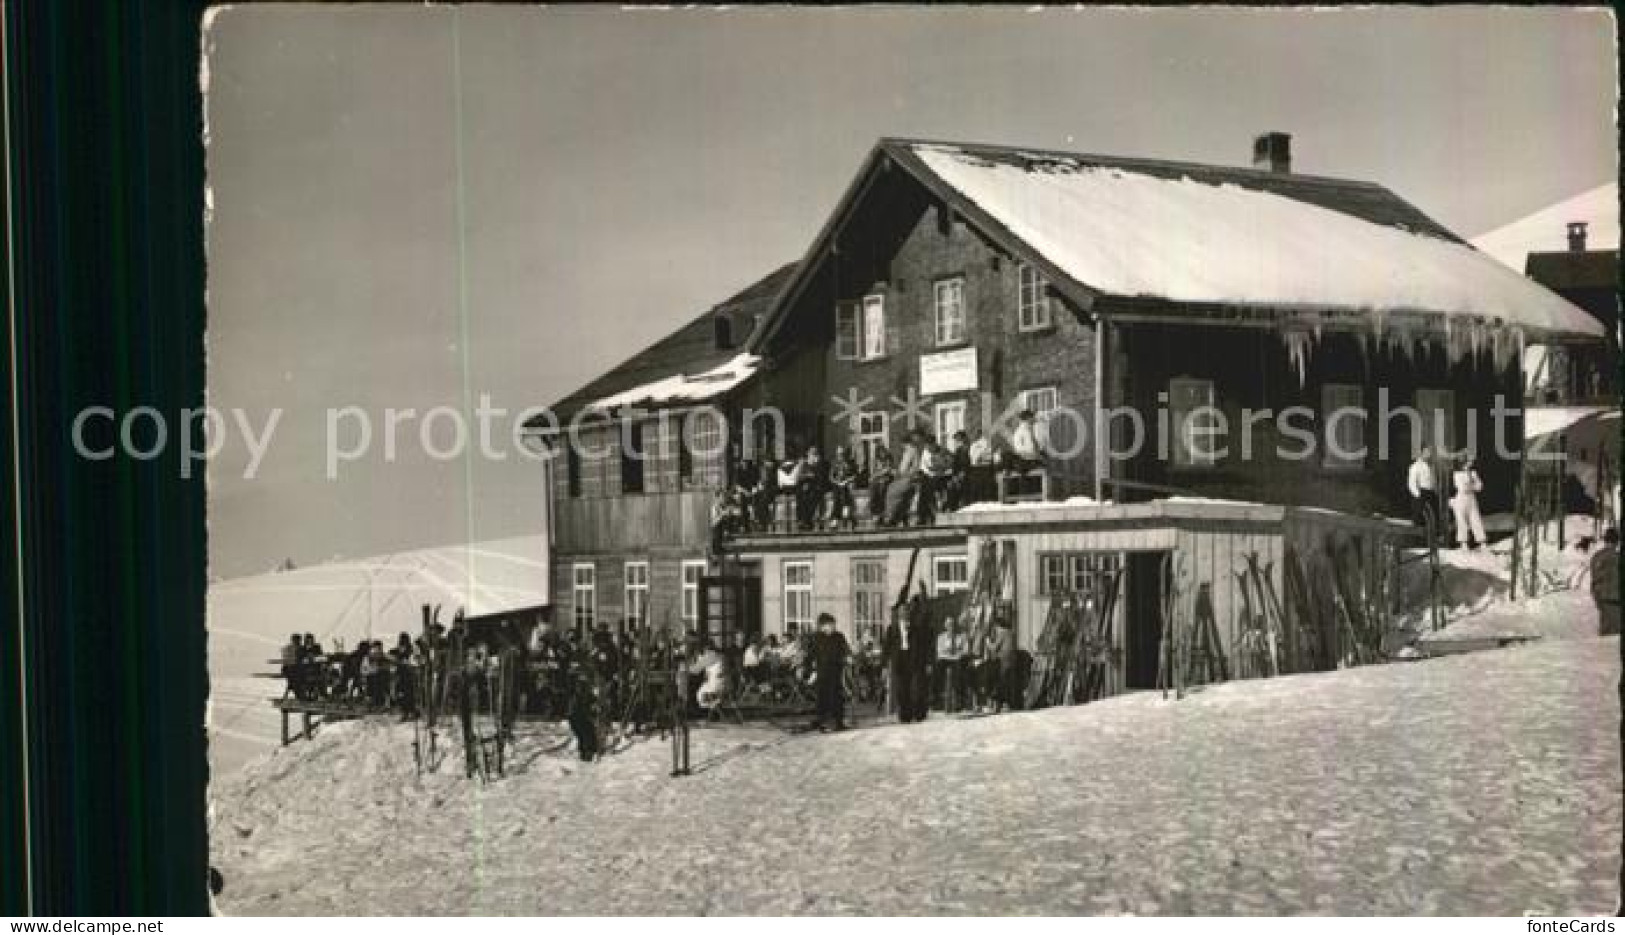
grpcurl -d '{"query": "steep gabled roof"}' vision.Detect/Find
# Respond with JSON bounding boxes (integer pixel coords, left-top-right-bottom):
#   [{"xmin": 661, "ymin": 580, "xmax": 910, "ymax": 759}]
[
  {"xmin": 538, "ymin": 264, "xmax": 795, "ymax": 425},
  {"xmin": 753, "ymin": 138, "xmax": 1602, "ymax": 349}
]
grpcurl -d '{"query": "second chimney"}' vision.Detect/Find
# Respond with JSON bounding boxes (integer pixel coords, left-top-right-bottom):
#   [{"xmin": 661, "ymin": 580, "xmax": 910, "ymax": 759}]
[
  {"xmin": 1567, "ymin": 221, "xmax": 1588, "ymax": 252},
  {"xmin": 1253, "ymin": 132, "xmax": 1292, "ymax": 173}
]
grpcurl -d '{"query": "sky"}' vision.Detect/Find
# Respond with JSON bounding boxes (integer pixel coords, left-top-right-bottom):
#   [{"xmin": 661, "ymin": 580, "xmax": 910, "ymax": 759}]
[{"xmin": 202, "ymin": 5, "xmax": 1617, "ymax": 578}]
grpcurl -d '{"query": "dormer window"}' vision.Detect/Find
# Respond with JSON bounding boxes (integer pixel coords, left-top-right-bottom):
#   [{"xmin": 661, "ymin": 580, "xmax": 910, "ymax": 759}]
[{"xmin": 713, "ymin": 314, "xmax": 734, "ymax": 351}]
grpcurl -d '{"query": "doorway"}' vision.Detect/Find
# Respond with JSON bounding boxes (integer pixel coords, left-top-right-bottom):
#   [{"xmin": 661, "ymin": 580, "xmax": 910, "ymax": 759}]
[
  {"xmin": 699, "ymin": 572, "xmax": 762, "ymax": 647},
  {"xmin": 1124, "ymin": 551, "xmax": 1167, "ymax": 690}
]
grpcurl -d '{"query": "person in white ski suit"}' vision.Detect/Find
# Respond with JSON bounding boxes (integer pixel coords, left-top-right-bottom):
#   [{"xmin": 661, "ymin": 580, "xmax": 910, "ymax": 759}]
[{"xmin": 1450, "ymin": 455, "xmax": 1488, "ymax": 550}]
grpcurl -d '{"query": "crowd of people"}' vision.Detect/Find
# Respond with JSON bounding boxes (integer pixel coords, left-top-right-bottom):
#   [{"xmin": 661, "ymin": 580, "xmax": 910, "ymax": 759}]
[
  {"xmin": 710, "ymin": 410, "xmax": 1049, "ymax": 547},
  {"xmin": 277, "ymin": 597, "xmax": 1034, "ymax": 759}
]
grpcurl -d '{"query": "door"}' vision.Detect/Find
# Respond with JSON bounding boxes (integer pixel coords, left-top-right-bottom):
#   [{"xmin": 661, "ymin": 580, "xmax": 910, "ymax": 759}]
[
  {"xmin": 699, "ymin": 575, "xmax": 762, "ymax": 646},
  {"xmin": 1125, "ymin": 552, "xmax": 1167, "ymax": 690}
]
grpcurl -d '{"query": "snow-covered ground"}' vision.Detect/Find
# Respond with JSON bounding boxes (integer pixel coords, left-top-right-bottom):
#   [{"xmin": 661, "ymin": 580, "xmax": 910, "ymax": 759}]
[
  {"xmin": 208, "ymin": 535, "xmax": 549, "ymax": 776},
  {"xmin": 212, "ymin": 629, "xmax": 1620, "ymax": 915},
  {"xmin": 1402, "ymin": 514, "xmax": 1605, "ymax": 644}
]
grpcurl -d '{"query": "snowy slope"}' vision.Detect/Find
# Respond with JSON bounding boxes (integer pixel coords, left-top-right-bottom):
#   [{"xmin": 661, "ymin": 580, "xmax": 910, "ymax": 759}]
[
  {"xmin": 208, "ymin": 534, "xmax": 549, "ymax": 776},
  {"xmin": 212, "ymin": 634, "xmax": 1620, "ymax": 915},
  {"xmin": 911, "ymin": 144, "xmax": 1602, "ymax": 338},
  {"xmin": 1471, "ymin": 182, "xmax": 1619, "ymax": 270}
]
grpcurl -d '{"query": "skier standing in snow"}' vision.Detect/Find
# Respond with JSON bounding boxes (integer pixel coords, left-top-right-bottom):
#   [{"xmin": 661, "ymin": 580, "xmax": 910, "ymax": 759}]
[
  {"xmin": 810, "ymin": 613, "xmax": 850, "ymax": 731},
  {"xmin": 567, "ymin": 642, "xmax": 603, "ymax": 762},
  {"xmin": 983, "ymin": 617, "xmax": 1019, "ymax": 713},
  {"xmin": 1449, "ymin": 455, "xmax": 1488, "ymax": 550},
  {"xmin": 883, "ymin": 594, "xmax": 935, "ymax": 723}
]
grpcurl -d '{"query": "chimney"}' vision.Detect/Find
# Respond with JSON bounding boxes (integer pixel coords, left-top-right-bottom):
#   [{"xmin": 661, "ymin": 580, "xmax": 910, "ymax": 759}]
[
  {"xmin": 1252, "ymin": 132, "xmax": 1292, "ymax": 173},
  {"xmin": 1567, "ymin": 221, "xmax": 1588, "ymax": 252}
]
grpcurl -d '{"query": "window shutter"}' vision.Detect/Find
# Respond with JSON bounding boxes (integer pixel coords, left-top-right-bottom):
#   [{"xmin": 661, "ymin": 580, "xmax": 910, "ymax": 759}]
[
  {"xmin": 835, "ymin": 302, "xmax": 859, "ymax": 360},
  {"xmin": 863, "ymin": 295, "xmax": 886, "ymax": 358}
]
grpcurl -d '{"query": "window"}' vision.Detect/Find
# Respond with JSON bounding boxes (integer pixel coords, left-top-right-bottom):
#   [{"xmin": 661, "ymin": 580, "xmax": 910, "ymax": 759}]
[
  {"xmin": 933, "ymin": 554, "xmax": 969, "ymax": 596},
  {"xmin": 934, "ymin": 277, "xmax": 966, "ymax": 346},
  {"xmin": 934, "ymin": 400, "xmax": 966, "ymax": 444},
  {"xmin": 1038, "ymin": 552, "xmax": 1123, "ymax": 598},
  {"xmin": 852, "ymin": 558, "xmax": 888, "ymax": 644},
  {"xmin": 1017, "ymin": 263, "xmax": 1052, "ymax": 331},
  {"xmin": 1169, "ymin": 377, "xmax": 1219, "ymax": 468},
  {"xmin": 1019, "ymin": 386, "xmax": 1058, "ymax": 419},
  {"xmin": 835, "ymin": 303, "xmax": 859, "ymax": 360},
  {"xmin": 621, "ymin": 421, "xmax": 645, "ymax": 494},
  {"xmin": 571, "ymin": 564, "xmax": 596, "ymax": 633},
  {"xmin": 577, "ymin": 428, "xmax": 607, "ymax": 499},
  {"xmin": 681, "ymin": 560, "xmax": 706, "ymax": 629},
  {"xmin": 681, "ymin": 409, "xmax": 725, "ymax": 488},
  {"xmin": 1415, "ymin": 388, "xmax": 1456, "ymax": 459},
  {"xmin": 855, "ymin": 411, "xmax": 888, "ymax": 469},
  {"xmin": 783, "ymin": 560, "xmax": 814, "ymax": 634},
  {"xmin": 862, "ymin": 295, "xmax": 886, "ymax": 360},
  {"xmin": 1321, "ymin": 383, "xmax": 1366, "ymax": 469},
  {"xmin": 565, "ymin": 445, "xmax": 582, "ymax": 498},
  {"xmin": 835, "ymin": 295, "xmax": 887, "ymax": 361},
  {"xmin": 623, "ymin": 562, "xmax": 649, "ymax": 630}
]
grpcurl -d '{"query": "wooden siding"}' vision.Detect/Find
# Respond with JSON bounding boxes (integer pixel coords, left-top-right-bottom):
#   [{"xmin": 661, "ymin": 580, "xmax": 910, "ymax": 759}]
[
  {"xmin": 964, "ymin": 505, "xmax": 1409, "ymax": 693},
  {"xmin": 747, "ymin": 543, "xmax": 971, "ymax": 644},
  {"xmin": 553, "ymin": 548, "xmax": 711, "ymax": 637},
  {"xmin": 550, "ymin": 490, "xmax": 711, "ymax": 555},
  {"xmin": 758, "ymin": 165, "xmax": 1099, "ymax": 488}
]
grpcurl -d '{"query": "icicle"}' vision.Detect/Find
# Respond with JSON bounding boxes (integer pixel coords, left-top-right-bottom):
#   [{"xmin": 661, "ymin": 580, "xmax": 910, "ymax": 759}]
[{"xmin": 1281, "ymin": 329, "xmax": 1312, "ymax": 388}]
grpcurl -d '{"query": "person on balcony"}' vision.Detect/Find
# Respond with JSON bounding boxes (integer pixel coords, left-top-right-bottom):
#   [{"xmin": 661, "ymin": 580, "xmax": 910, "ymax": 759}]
[
  {"xmin": 944, "ymin": 430, "xmax": 972, "ymax": 510},
  {"xmin": 866, "ymin": 445, "xmax": 895, "ymax": 522},
  {"xmin": 883, "ymin": 431, "xmax": 925, "ymax": 527},
  {"xmin": 732, "ymin": 457, "xmax": 767, "ymax": 533},
  {"xmin": 966, "ymin": 430, "xmax": 997, "ymax": 505},
  {"xmin": 708, "ymin": 485, "xmax": 742, "ymax": 556},
  {"xmin": 795, "ymin": 446, "xmax": 831, "ymax": 531},
  {"xmin": 999, "ymin": 409, "xmax": 1046, "ymax": 474},
  {"xmin": 919, "ymin": 439, "xmax": 953, "ymax": 523},
  {"xmin": 827, "ymin": 445, "xmax": 860, "ymax": 529}
]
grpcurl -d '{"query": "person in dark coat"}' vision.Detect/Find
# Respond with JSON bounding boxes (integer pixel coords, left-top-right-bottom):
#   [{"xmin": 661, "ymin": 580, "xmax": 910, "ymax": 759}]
[
  {"xmin": 795, "ymin": 446, "xmax": 831, "ymax": 530},
  {"xmin": 883, "ymin": 595, "xmax": 936, "ymax": 723},
  {"xmin": 810, "ymin": 613, "xmax": 851, "ymax": 731},
  {"xmin": 566, "ymin": 643, "xmax": 603, "ymax": 762},
  {"xmin": 1591, "ymin": 527, "xmax": 1620, "ymax": 636}
]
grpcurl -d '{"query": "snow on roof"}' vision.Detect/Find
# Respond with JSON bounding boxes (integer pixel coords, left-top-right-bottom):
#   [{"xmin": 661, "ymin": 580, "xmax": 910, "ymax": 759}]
[
  {"xmin": 1524, "ymin": 404, "xmax": 1621, "ymax": 441},
  {"xmin": 909, "ymin": 144, "xmax": 1602, "ymax": 338},
  {"xmin": 1470, "ymin": 182, "xmax": 1619, "ymax": 270},
  {"xmin": 584, "ymin": 352, "xmax": 761, "ymax": 413},
  {"xmin": 954, "ymin": 495, "xmax": 1102, "ymax": 514}
]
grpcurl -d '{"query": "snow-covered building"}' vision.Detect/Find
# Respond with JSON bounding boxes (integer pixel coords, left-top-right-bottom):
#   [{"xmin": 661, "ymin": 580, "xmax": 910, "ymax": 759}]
[
  {"xmin": 530, "ymin": 134, "xmax": 1603, "ymax": 686},
  {"xmin": 1472, "ymin": 181, "xmax": 1619, "ymax": 406}
]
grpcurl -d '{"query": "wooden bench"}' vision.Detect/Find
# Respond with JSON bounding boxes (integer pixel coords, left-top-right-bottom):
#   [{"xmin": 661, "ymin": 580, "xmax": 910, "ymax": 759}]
[
  {"xmin": 998, "ymin": 468, "xmax": 1053, "ymax": 504},
  {"xmin": 271, "ymin": 697, "xmax": 366, "ymax": 745}
]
